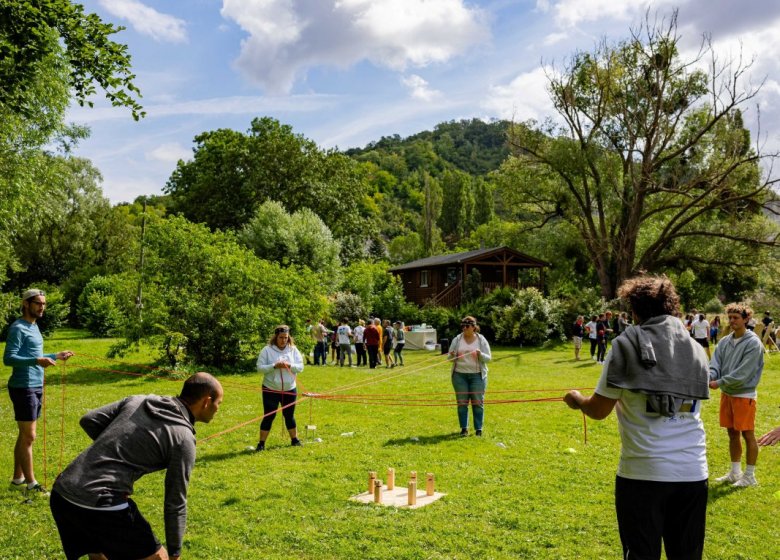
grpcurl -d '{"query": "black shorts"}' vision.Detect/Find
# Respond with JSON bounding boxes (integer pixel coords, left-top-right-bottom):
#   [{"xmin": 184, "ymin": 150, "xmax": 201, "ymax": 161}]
[
  {"xmin": 694, "ymin": 337, "xmax": 709, "ymax": 348},
  {"xmin": 615, "ymin": 476, "xmax": 707, "ymax": 560},
  {"xmin": 8, "ymin": 387, "xmax": 43, "ymax": 422},
  {"xmin": 50, "ymin": 489, "xmax": 161, "ymax": 560}
]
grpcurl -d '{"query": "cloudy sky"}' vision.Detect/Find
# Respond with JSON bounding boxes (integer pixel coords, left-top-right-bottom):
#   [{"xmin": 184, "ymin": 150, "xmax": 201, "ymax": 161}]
[{"xmin": 73, "ymin": 0, "xmax": 780, "ymax": 203}]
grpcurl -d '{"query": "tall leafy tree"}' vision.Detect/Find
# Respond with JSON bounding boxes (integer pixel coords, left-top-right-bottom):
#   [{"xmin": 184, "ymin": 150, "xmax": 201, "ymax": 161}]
[
  {"xmin": 418, "ymin": 172, "xmax": 443, "ymax": 256},
  {"xmin": 165, "ymin": 117, "xmax": 368, "ymax": 251},
  {"xmin": 501, "ymin": 12, "xmax": 779, "ymax": 298}
]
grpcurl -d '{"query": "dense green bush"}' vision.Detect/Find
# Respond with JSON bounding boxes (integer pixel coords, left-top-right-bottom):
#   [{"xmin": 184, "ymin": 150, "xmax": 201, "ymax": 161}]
[
  {"xmin": 492, "ymin": 287, "xmax": 565, "ymax": 346},
  {"xmin": 77, "ymin": 275, "xmax": 136, "ymax": 337},
  {"xmin": 113, "ymin": 217, "xmax": 329, "ymax": 369},
  {"xmin": 702, "ymin": 297, "xmax": 725, "ymax": 313},
  {"xmin": 1, "ymin": 286, "xmax": 67, "ymax": 339}
]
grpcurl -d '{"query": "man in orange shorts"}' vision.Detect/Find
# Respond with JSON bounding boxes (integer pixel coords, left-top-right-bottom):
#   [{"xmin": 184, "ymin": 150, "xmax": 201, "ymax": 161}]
[{"xmin": 709, "ymin": 303, "xmax": 765, "ymax": 487}]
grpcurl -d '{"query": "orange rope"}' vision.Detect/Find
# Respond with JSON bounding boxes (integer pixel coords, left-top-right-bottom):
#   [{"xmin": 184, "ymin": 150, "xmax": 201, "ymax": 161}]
[
  {"xmin": 59, "ymin": 360, "xmax": 66, "ymax": 474},
  {"xmin": 41, "ymin": 368, "xmax": 48, "ymax": 489}
]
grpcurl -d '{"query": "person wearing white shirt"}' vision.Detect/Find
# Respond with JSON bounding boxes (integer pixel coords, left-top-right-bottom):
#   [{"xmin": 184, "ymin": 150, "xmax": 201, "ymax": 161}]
[
  {"xmin": 255, "ymin": 325, "xmax": 304, "ymax": 451},
  {"xmin": 690, "ymin": 313, "xmax": 711, "ymax": 359}
]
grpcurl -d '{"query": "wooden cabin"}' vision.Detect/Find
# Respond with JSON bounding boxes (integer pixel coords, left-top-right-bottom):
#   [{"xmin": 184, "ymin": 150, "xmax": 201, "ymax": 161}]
[{"xmin": 389, "ymin": 246, "xmax": 549, "ymax": 307}]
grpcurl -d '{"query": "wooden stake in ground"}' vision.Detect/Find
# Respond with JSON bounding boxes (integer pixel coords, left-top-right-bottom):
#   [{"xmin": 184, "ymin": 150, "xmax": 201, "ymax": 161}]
[
  {"xmin": 368, "ymin": 471, "xmax": 377, "ymax": 495},
  {"xmin": 387, "ymin": 468, "xmax": 395, "ymax": 490},
  {"xmin": 374, "ymin": 479, "xmax": 383, "ymax": 504},
  {"xmin": 426, "ymin": 473, "xmax": 435, "ymax": 496},
  {"xmin": 408, "ymin": 481, "xmax": 417, "ymax": 506}
]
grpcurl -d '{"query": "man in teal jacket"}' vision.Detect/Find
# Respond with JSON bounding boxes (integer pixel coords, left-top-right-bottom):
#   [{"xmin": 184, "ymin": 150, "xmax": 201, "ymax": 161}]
[{"xmin": 4, "ymin": 289, "xmax": 73, "ymax": 496}]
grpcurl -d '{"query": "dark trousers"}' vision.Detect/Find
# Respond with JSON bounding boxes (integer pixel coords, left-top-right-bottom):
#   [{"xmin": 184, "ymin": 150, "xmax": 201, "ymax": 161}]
[
  {"xmin": 367, "ymin": 345, "xmax": 379, "ymax": 369},
  {"xmin": 260, "ymin": 386, "xmax": 297, "ymax": 431},
  {"xmin": 355, "ymin": 342, "xmax": 367, "ymax": 366},
  {"xmin": 615, "ymin": 476, "xmax": 707, "ymax": 560},
  {"xmin": 597, "ymin": 339, "xmax": 607, "ymax": 362},
  {"xmin": 590, "ymin": 338, "xmax": 598, "ymax": 357},
  {"xmin": 313, "ymin": 341, "xmax": 327, "ymax": 365}
]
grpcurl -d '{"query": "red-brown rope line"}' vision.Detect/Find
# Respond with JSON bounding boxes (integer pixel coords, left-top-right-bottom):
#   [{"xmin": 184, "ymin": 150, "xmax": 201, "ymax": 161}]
[
  {"xmin": 41, "ymin": 367, "xmax": 48, "ymax": 489},
  {"xmin": 59, "ymin": 360, "xmax": 66, "ymax": 475},
  {"xmin": 308, "ymin": 387, "xmax": 595, "ymax": 399}
]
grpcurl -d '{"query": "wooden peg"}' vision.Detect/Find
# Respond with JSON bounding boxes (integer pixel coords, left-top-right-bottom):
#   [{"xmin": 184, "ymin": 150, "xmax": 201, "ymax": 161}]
[
  {"xmin": 368, "ymin": 471, "xmax": 377, "ymax": 495},
  {"xmin": 387, "ymin": 468, "xmax": 395, "ymax": 490},
  {"xmin": 426, "ymin": 473, "xmax": 435, "ymax": 496},
  {"xmin": 410, "ymin": 470, "xmax": 417, "ymax": 483},
  {"xmin": 408, "ymin": 480, "xmax": 417, "ymax": 505},
  {"xmin": 374, "ymin": 479, "xmax": 383, "ymax": 503}
]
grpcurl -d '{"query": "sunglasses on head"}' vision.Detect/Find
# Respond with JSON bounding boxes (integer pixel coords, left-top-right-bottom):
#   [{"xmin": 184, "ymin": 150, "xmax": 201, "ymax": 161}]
[
  {"xmin": 275, "ymin": 327, "xmax": 290, "ymax": 334},
  {"xmin": 461, "ymin": 321, "xmax": 476, "ymax": 327}
]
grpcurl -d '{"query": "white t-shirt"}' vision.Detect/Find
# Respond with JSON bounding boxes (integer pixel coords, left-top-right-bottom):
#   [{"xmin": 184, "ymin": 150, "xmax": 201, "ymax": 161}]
[
  {"xmin": 337, "ymin": 325, "xmax": 352, "ymax": 345},
  {"xmin": 353, "ymin": 325, "xmax": 365, "ymax": 343},
  {"xmin": 585, "ymin": 321, "xmax": 598, "ymax": 339},
  {"xmin": 454, "ymin": 337, "xmax": 480, "ymax": 373},
  {"xmin": 595, "ymin": 360, "xmax": 708, "ymax": 482},
  {"xmin": 691, "ymin": 319, "xmax": 710, "ymax": 339}
]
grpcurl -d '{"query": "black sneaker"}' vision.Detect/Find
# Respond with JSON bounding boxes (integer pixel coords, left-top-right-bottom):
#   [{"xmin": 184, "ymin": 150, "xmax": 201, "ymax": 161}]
[
  {"xmin": 291, "ymin": 438, "xmax": 303, "ymax": 447},
  {"xmin": 255, "ymin": 442, "xmax": 265, "ymax": 452},
  {"xmin": 460, "ymin": 428, "xmax": 468, "ymax": 437},
  {"xmin": 475, "ymin": 430, "xmax": 483, "ymax": 437},
  {"xmin": 25, "ymin": 483, "xmax": 50, "ymax": 498}
]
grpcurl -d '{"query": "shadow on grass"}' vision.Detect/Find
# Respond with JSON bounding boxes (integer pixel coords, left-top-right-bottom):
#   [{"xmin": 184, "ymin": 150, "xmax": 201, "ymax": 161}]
[
  {"xmin": 197, "ymin": 448, "xmax": 255, "ymax": 464},
  {"xmin": 707, "ymin": 482, "xmax": 742, "ymax": 503},
  {"xmin": 382, "ymin": 432, "xmax": 463, "ymax": 447}
]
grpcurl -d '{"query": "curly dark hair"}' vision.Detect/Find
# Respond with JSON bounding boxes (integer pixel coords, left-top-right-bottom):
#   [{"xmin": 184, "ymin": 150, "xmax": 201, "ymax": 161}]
[{"xmin": 616, "ymin": 275, "xmax": 680, "ymax": 322}]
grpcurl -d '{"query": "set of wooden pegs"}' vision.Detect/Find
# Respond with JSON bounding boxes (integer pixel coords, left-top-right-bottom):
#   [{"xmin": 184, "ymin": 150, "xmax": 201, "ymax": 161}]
[{"xmin": 368, "ymin": 468, "xmax": 435, "ymax": 505}]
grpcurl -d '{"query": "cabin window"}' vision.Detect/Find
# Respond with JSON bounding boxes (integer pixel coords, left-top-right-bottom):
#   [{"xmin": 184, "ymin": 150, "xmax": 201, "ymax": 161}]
[{"xmin": 420, "ymin": 270, "xmax": 429, "ymax": 287}]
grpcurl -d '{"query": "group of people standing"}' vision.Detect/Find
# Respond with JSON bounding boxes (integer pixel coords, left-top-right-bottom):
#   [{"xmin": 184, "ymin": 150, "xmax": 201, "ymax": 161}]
[
  {"xmin": 308, "ymin": 317, "xmax": 406, "ymax": 369},
  {"xmin": 572, "ymin": 311, "xmax": 630, "ymax": 363},
  {"xmin": 565, "ymin": 276, "xmax": 777, "ymax": 560}
]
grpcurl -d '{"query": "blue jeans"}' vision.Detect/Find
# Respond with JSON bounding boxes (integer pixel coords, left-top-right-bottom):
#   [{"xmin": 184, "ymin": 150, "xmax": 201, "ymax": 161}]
[
  {"xmin": 313, "ymin": 341, "xmax": 327, "ymax": 365},
  {"xmin": 451, "ymin": 372, "xmax": 486, "ymax": 430}
]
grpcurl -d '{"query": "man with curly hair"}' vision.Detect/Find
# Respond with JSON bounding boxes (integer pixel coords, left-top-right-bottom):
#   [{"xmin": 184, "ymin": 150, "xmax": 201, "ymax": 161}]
[{"xmin": 709, "ymin": 302, "xmax": 764, "ymax": 487}]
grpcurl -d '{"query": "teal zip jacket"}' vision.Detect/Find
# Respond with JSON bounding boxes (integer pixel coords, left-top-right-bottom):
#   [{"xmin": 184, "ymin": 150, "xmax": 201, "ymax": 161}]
[{"xmin": 4, "ymin": 319, "xmax": 56, "ymax": 388}]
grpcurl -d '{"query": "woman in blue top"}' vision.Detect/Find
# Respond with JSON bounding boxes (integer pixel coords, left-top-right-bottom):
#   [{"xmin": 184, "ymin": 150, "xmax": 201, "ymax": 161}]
[
  {"xmin": 448, "ymin": 316, "xmax": 492, "ymax": 437},
  {"xmin": 255, "ymin": 325, "xmax": 304, "ymax": 451}
]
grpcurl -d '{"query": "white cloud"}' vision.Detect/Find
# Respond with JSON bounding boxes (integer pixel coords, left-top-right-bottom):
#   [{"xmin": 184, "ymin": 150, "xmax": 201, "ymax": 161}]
[
  {"xmin": 401, "ymin": 75, "xmax": 441, "ymax": 101},
  {"xmin": 146, "ymin": 142, "xmax": 191, "ymax": 164},
  {"xmin": 97, "ymin": 0, "xmax": 187, "ymax": 43},
  {"xmin": 220, "ymin": 0, "xmax": 489, "ymax": 94},
  {"xmin": 482, "ymin": 67, "xmax": 554, "ymax": 122}
]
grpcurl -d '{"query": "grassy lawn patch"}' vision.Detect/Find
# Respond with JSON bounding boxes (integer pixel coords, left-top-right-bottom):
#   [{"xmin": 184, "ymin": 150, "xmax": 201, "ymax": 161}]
[{"xmin": 1, "ymin": 332, "xmax": 779, "ymax": 559}]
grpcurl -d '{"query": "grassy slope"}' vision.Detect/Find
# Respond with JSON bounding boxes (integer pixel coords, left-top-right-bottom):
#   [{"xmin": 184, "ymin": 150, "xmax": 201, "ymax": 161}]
[{"xmin": 1, "ymin": 330, "xmax": 778, "ymax": 559}]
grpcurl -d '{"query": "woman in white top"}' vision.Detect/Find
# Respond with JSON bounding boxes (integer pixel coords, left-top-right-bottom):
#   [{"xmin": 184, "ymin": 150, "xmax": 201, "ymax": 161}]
[
  {"xmin": 256, "ymin": 325, "xmax": 304, "ymax": 451},
  {"xmin": 448, "ymin": 316, "xmax": 492, "ymax": 437}
]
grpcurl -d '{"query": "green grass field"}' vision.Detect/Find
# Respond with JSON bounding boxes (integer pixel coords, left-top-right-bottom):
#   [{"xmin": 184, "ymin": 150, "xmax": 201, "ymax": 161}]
[{"xmin": 1, "ymin": 330, "xmax": 779, "ymax": 559}]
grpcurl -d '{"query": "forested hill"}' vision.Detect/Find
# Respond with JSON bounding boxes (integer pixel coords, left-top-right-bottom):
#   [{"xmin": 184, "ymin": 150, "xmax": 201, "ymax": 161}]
[{"xmin": 345, "ymin": 118, "xmax": 511, "ymax": 176}]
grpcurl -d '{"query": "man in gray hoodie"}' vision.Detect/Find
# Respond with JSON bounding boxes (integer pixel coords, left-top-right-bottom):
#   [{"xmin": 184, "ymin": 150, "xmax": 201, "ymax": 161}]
[
  {"xmin": 50, "ymin": 372, "xmax": 223, "ymax": 560},
  {"xmin": 709, "ymin": 303, "xmax": 764, "ymax": 487}
]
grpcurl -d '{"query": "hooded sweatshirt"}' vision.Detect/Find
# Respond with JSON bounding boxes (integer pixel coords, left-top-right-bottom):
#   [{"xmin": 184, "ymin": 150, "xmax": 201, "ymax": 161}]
[
  {"xmin": 605, "ymin": 315, "xmax": 709, "ymax": 416},
  {"xmin": 709, "ymin": 329, "xmax": 764, "ymax": 397},
  {"xmin": 53, "ymin": 395, "xmax": 196, "ymax": 557},
  {"xmin": 257, "ymin": 343, "xmax": 304, "ymax": 392}
]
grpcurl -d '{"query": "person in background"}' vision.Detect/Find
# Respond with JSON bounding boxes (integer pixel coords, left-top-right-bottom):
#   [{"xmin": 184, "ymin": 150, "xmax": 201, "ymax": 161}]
[
  {"xmin": 364, "ymin": 319, "xmax": 381, "ymax": 369},
  {"xmin": 617, "ymin": 312, "xmax": 630, "ymax": 335},
  {"xmin": 353, "ymin": 319, "xmax": 367, "ymax": 367},
  {"xmin": 4, "ymin": 289, "xmax": 73, "ymax": 497},
  {"xmin": 312, "ymin": 319, "xmax": 328, "ymax": 366},
  {"xmin": 50, "ymin": 372, "xmax": 223, "ymax": 560},
  {"xmin": 336, "ymin": 318, "xmax": 353, "ymax": 367},
  {"xmin": 393, "ymin": 321, "xmax": 405, "ymax": 366},
  {"xmin": 710, "ymin": 315, "xmax": 721, "ymax": 343},
  {"xmin": 691, "ymin": 313, "xmax": 711, "ymax": 359},
  {"xmin": 585, "ymin": 315, "xmax": 598, "ymax": 361},
  {"xmin": 256, "ymin": 325, "xmax": 304, "ymax": 451},
  {"xmin": 572, "ymin": 316, "xmax": 584, "ymax": 360},
  {"xmin": 449, "ymin": 316, "xmax": 492, "ymax": 437},
  {"xmin": 382, "ymin": 319, "xmax": 396, "ymax": 368},
  {"xmin": 709, "ymin": 303, "xmax": 764, "ymax": 487},
  {"xmin": 304, "ymin": 319, "xmax": 313, "ymax": 365},
  {"xmin": 596, "ymin": 312, "xmax": 610, "ymax": 364},
  {"xmin": 564, "ymin": 275, "xmax": 709, "ymax": 560}
]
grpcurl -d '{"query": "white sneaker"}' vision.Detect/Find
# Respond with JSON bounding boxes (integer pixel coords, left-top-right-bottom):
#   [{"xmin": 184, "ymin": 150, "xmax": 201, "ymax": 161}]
[
  {"xmin": 732, "ymin": 474, "xmax": 758, "ymax": 488},
  {"xmin": 714, "ymin": 471, "xmax": 742, "ymax": 484}
]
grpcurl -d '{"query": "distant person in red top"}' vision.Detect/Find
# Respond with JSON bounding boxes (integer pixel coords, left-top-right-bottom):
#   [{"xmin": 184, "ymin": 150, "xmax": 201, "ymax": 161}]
[{"xmin": 363, "ymin": 319, "xmax": 381, "ymax": 369}]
